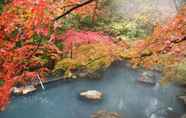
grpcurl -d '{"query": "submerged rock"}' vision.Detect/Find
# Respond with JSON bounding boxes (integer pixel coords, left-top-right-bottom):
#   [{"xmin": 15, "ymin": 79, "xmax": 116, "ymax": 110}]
[
  {"xmin": 137, "ymin": 71, "xmax": 157, "ymax": 85},
  {"xmin": 80, "ymin": 90, "xmax": 103, "ymax": 100},
  {"xmin": 91, "ymin": 110, "xmax": 120, "ymax": 118}
]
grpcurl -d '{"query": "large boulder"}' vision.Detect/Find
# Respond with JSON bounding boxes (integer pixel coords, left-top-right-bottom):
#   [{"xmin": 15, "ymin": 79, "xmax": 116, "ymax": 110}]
[
  {"xmin": 91, "ymin": 110, "xmax": 121, "ymax": 118},
  {"xmin": 80, "ymin": 90, "xmax": 103, "ymax": 100}
]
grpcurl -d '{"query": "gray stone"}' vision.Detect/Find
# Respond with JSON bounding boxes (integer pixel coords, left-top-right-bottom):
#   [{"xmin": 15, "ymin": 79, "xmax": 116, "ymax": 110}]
[{"xmin": 91, "ymin": 110, "xmax": 120, "ymax": 118}]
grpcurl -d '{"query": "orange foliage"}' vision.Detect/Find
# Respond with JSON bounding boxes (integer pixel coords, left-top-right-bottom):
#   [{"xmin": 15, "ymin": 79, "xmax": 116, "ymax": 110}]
[
  {"xmin": 0, "ymin": 0, "xmax": 104, "ymax": 110},
  {"xmin": 127, "ymin": 5, "xmax": 186, "ymax": 69},
  {"xmin": 0, "ymin": 0, "xmax": 53, "ymax": 110}
]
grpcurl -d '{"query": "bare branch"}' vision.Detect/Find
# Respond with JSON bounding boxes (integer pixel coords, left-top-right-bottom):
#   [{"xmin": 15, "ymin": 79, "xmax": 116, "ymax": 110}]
[{"xmin": 54, "ymin": 0, "xmax": 96, "ymax": 21}]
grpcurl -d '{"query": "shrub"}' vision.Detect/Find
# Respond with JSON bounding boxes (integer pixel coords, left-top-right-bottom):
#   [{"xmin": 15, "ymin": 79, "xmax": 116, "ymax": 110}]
[{"xmin": 163, "ymin": 59, "xmax": 186, "ymax": 85}]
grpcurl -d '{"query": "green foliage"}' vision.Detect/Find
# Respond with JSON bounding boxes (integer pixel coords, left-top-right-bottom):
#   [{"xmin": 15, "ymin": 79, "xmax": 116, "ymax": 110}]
[
  {"xmin": 57, "ymin": 14, "xmax": 81, "ymax": 33},
  {"xmin": 95, "ymin": 0, "xmax": 162, "ymax": 40},
  {"xmin": 53, "ymin": 58, "xmax": 78, "ymax": 78},
  {"xmin": 15, "ymin": 40, "xmax": 23, "ymax": 48},
  {"xmin": 29, "ymin": 34, "xmax": 48, "ymax": 44},
  {"xmin": 0, "ymin": 4, "xmax": 3, "ymax": 14},
  {"xmin": 54, "ymin": 58, "xmax": 77, "ymax": 71},
  {"xmin": 57, "ymin": 14, "xmax": 107, "ymax": 33},
  {"xmin": 0, "ymin": 80, "xmax": 4, "ymax": 86},
  {"xmin": 110, "ymin": 20, "xmax": 148, "ymax": 39},
  {"xmin": 53, "ymin": 42, "xmax": 124, "ymax": 78},
  {"xmin": 57, "ymin": 14, "xmax": 96, "ymax": 32},
  {"xmin": 35, "ymin": 55, "xmax": 50, "ymax": 65},
  {"xmin": 54, "ymin": 40, "xmax": 63, "ymax": 49},
  {"xmin": 71, "ymin": 15, "xmax": 152, "ymax": 40},
  {"xmin": 0, "ymin": 0, "xmax": 3, "ymax": 14},
  {"xmin": 80, "ymin": 16, "xmax": 95, "ymax": 28}
]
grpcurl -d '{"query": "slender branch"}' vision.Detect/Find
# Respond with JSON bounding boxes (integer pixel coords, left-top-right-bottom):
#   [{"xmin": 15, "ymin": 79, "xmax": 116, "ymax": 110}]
[{"xmin": 54, "ymin": 0, "xmax": 96, "ymax": 21}]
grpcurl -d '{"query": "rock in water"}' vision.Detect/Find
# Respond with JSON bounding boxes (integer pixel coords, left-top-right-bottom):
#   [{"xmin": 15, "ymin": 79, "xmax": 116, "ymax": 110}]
[
  {"xmin": 0, "ymin": 106, "xmax": 6, "ymax": 112},
  {"xmin": 80, "ymin": 90, "xmax": 103, "ymax": 100},
  {"xmin": 178, "ymin": 95, "xmax": 186, "ymax": 104},
  {"xmin": 181, "ymin": 114, "xmax": 186, "ymax": 118},
  {"xmin": 12, "ymin": 85, "xmax": 37, "ymax": 95},
  {"xmin": 91, "ymin": 110, "xmax": 120, "ymax": 118},
  {"xmin": 137, "ymin": 71, "xmax": 157, "ymax": 85},
  {"xmin": 22, "ymin": 86, "xmax": 37, "ymax": 95}
]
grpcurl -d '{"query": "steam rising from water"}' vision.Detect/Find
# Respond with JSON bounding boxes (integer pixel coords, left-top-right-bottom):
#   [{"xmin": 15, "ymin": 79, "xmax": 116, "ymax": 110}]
[{"xmin": 107, "ymin": 0, "xmax": 179, "ymax": 23}]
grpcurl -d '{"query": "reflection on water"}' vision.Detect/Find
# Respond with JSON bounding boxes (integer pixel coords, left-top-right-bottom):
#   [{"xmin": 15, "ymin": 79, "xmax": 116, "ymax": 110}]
[{"xmin": 0, "ymin": 61, "xmax": 185, "ymax": 118}]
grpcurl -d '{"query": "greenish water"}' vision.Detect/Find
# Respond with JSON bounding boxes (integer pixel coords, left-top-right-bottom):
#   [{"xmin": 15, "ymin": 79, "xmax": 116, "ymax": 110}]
[{"xmin": 0, "ymin": 61, "xmax": 185, "ymax": 118}]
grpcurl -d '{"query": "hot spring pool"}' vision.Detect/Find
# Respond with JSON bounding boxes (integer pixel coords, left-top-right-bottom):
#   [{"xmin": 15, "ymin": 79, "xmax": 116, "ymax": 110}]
[{"xmin": 0, "ymin": 61, "xmax": 185, "ymax": 118}]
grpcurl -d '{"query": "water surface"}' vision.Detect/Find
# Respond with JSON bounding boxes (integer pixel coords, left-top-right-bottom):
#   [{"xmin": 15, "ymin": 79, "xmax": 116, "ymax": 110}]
[{"xmin": 0, "ymin": 61, "xmax": 185, "ymax": 118}]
